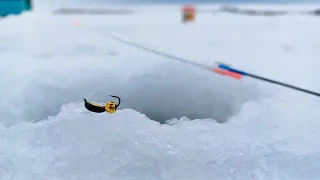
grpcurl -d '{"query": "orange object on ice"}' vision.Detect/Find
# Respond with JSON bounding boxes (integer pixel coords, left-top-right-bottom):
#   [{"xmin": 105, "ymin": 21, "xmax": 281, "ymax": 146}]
[{"xmin": 182, "ymin": 4, "xmax": 196, "ymax": 23}]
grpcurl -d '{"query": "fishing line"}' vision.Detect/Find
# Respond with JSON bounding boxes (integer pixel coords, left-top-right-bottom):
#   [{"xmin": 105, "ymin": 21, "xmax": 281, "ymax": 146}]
[
  {"xmin": 74, "ymin": 22, "xmax": 212, "ymax": 71},
  {"xmin": 74, "ymin": 21, "xmax": 320, "ymax": 98}
]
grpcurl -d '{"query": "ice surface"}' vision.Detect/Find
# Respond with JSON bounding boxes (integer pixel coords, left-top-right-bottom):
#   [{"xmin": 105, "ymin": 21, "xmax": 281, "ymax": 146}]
[
  {"xmin": 0, "ymin": 8, "xmax": 262, "ymax": 124},
  {"xmin": 1, "ymin": 3, "xmax": 320, "ymax": 180}
]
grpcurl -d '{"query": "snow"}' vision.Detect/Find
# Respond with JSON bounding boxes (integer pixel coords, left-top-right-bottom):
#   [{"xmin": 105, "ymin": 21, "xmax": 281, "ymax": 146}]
[{"xmin": 1, "ymin": 3, "xmax": 320, "ymax": 180}]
